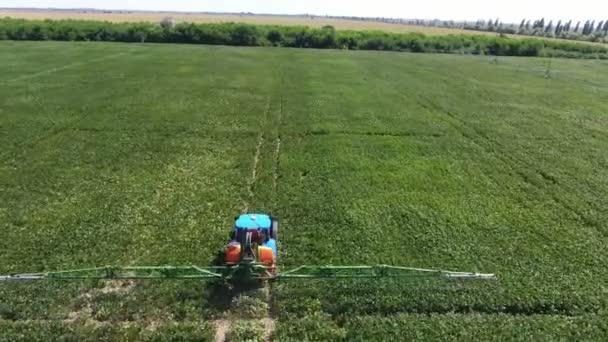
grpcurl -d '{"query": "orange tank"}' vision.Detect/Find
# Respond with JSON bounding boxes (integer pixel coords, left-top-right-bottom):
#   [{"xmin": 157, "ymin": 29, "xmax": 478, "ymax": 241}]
[
  {"xmin": 225, "ymin": 243, "xmax": 241, "ymax": 264},
  {"xmin": 258, "ymin": 246, "xmax": 275, "ymax": 265}
]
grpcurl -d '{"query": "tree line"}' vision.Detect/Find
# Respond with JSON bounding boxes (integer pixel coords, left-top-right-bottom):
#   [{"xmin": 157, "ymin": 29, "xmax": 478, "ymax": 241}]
[
  {"xmin": 260, "ymin": 14, "xmax": 608, "ymax": 44},
  {"xmin": 1, "ymin": 18, "xmax": 607, "ymax": 59},
  {"xmin": 464, "ymin": 18, "xmax": 608, "ymax": 43}
]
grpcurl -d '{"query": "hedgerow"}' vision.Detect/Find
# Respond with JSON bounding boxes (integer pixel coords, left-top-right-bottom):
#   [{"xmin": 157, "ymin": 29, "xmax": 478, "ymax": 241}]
[{"xmin": 1, "ymin": 18, "xmax": 607, "ymax": 58}]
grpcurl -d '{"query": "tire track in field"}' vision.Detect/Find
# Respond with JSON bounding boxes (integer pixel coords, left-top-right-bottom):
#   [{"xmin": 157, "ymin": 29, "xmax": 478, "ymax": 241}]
[
  {"xmin": 213, "ymin": 320, "xmax": 230, "ymax": 342},
  {"xmin": 222, "ymin": 68, "xmax": 286, "ymax": 341},
  {"xmin": 211, "ymin": 318, "xmax": 277, "ymax": 342},
  {"xmin": 211, "ymin": 282, "xmax": 277, "ymax": 341},
  {"xmin": 0, "ymin": 51, "xmax": 128, "ymax": 84},
  {"xmin": 264, "ymin": 72, "xmax": 289, "ymax": 341},
  {"xmin": 261, "ymin": 72, "xmax": 285, "ymax": 341},
  {"xmin": 301, "ymin": 129, "xmax": 444, "ymax": 138},
  {"xmin": 217, "ymin": 97, "xmax": 276, "ymax": 342},
  {"xmin": 243, "ymin": 131, "xmax": 265, "ymax": 213},
  {"xmin": 272, "ymin": 94, "xmax": 283, "ymax": 195},
  {"xmin": 262, "ymin": 94, "xmax": 283, "ymax": 342},
  {"xmin": 242, "ymin": 98, "xmax": 271, "ymax": 213}
]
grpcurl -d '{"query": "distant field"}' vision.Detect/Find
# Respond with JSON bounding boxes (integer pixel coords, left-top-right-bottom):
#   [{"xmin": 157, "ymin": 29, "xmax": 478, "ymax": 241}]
[
  {"xmin": 0, "ymin": 9, "xmax": 487, "ymax": 36},
  {"xmin": 1, "ymin": 41, "xmax": 607, "ymax": 340}
]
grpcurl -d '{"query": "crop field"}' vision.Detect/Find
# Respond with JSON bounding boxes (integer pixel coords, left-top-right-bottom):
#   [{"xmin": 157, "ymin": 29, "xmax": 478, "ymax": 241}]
[
  {"xmin": 0, "ymin": 9, "xmax": 485, "ymax": 36},
  {"xmin": 1, "ymin": 41, "xmax": 608, "ymax": 340}
]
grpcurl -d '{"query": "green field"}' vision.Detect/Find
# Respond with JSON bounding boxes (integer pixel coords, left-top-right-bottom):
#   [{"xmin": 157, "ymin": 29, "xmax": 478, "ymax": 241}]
[{"xmin": 1, "ymin": 41, "xmax": 608, "ymax": 341}]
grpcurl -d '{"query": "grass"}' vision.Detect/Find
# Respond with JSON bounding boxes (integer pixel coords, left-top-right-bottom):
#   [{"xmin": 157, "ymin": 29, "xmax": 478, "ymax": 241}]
[{"xmin": 1, "ymin": 41, "xmax": 607, "ymax": 340}]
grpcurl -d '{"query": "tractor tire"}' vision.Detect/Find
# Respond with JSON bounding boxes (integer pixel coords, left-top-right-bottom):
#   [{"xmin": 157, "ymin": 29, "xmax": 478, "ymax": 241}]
[{"xmin": 271, "ymin": 219, "xmax": 278, "ymax": 240}]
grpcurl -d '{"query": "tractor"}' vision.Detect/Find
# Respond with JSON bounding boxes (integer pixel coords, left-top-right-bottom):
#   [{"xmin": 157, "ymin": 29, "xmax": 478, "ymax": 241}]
[
  {"xmin": 0, "ymin": 212, "xmax": 496, "ymax": 282},
  {"xmin": 221, "ymin": 213, "xmax": 279, "ymax": 281}
]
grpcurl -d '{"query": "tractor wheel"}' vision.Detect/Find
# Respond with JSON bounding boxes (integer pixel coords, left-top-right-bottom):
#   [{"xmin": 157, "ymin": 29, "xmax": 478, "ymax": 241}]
[{"xmin": 271, "ymin": 219, "xmax": 278, "ymax": 240}]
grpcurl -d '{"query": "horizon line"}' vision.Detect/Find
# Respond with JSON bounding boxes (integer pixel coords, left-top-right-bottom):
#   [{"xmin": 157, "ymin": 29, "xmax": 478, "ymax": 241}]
[{"xmin": 0, "ymin": 7, "xmax": 538, "ymax": 25}]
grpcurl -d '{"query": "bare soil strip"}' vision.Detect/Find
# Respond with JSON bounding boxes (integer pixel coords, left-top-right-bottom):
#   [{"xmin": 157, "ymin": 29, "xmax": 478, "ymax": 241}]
[
  {"xmin": 213, "ymin": 319, "xmax": 231, "ymax": 342},
  {"xmin": 65, "ymin": 279, "xmax": 136, "ymax": 324}
]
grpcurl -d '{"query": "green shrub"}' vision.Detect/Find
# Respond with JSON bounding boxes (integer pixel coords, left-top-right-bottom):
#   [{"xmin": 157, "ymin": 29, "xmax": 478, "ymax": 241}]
[
  {"xmin": 0, "ymin": 18, "xmax": 606, "ymax": 58},
  {"xmin": 267, "ymin": 29, "xmax": 283, "ymax": 46}
]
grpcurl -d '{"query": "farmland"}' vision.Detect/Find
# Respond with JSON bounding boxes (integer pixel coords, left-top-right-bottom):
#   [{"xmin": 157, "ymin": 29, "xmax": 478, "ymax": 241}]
[
  {"xmin": 0, "ymin": 9, "xmax": 481, "ymax": 36},
  {"xmin": 4, "ymin": 9, "xmax": 607, "ymax": 48},
  {"xmin": 1, "ymin": 41, "xmax": 608, "ymax": 340}
]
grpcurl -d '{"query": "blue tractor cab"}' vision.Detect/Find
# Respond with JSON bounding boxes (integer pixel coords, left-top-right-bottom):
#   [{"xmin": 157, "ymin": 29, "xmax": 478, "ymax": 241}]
[
  {"xmin": 235, "ymin": 213, "xmax": 272, "ymax": 231},
  {"xmin": 234, "ymin": 213, "xmax": 278, "ymax": 241},
  {"xmin": 229, "ymin": 213, "xmax": 278, "ymax": 263}
]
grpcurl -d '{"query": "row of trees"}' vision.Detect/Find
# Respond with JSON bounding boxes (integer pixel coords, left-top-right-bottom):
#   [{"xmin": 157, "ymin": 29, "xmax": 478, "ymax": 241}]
[
  {"xmin": 521, "ymin": 18, "xmax": 608, "ymax": 36},
  {"xmin": 269, "ymin": 15, "xmax": 608, "ymax": 43},
  {"xmin": 464, "ymin": 18, "xmax": 608, "ymax": 43},
  {"xmin": 1, "ymin": 18, "xmax": 607, "ymax": 59}
]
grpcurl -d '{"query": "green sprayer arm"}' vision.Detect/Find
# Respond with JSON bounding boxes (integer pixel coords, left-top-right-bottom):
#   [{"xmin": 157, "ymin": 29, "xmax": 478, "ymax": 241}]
[
  {"xmin": 0, "ymin": 264, "xmax": 496, "ymax": 281},
  {"xmin": 276, "ymin": 265, "xmax": 496, "ymax": 280},
  {"xmin": 0, "ymin": 266, "xmax": 225, "ymax": 281}
]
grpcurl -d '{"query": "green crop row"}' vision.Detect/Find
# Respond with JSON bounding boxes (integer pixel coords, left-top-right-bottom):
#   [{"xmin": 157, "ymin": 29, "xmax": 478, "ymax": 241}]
[
  {"xmin": 1, "ymin": 41, "xmax": 607, "ymax": 338},
  {"xmin": 268, "ymin": 46, "xmax": 608, "ymax": 317},
  {"xmin": 0, "ymin": 320, "xmax": 214, "ymax": 342},
  {"xmin": 0, "ymin": 41, "xmax": 284, "ymax": 322},
  {"xmin": 275, "ymin": 313, "xmax": 608, "ymax": 341}
]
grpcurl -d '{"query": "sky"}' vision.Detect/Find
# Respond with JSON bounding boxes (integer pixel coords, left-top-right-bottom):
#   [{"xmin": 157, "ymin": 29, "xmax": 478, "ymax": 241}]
[{"xmin": 2, "ymin": 0, "xmax": 607, "ymax": 23}]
